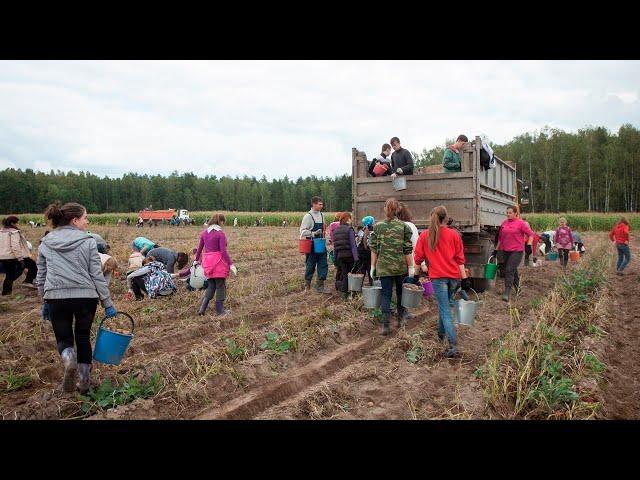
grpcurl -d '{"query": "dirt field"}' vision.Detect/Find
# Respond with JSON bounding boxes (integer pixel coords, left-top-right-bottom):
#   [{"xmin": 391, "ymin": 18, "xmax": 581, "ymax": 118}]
[{"xmin": 1, "ymin": 225, "xmax": 637, "ymax": 420}]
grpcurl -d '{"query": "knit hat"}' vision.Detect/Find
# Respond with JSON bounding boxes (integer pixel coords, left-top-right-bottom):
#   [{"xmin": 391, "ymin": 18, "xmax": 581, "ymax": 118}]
[{"xmin": 362, "ymin": 215, "xmax": 375, "ymax": 227}]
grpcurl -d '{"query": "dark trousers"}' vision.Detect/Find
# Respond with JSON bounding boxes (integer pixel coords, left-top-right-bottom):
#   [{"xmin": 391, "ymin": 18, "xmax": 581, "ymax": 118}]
[
  {"xmin": 380, "ymin": 275, "xmax": 405, "ymax": 315},
  {"xmin": 204, "ymin": 278, "xmax": 226, "ymax": 302},
  {"xmin": 131, "ymin": 276, "xmax": 148, "ymax": 299},
  {"xmin": 48, "ymin": 298, "xmax": 98, "ymax": 364},
  {"xmin": 558, "ymin": 248, "xmax": 569, "ymax": 267},
  {"xmin": 335, "ymin": 257, "xmax": 354, "ymax": 293},
  {"xmin": 355, "ymin": 249, "xmax": 373, "ymax": 286},
  {"xmin": 305, "ymin": 252, "xmax": 328, "ymax": 282},
  {"xmin": 1, "ymin": 259, "xmax": 23, "ymax": 295},
  {"xmin": 503, "ymin": 251, "xmax": 523, "ymax": 291}
]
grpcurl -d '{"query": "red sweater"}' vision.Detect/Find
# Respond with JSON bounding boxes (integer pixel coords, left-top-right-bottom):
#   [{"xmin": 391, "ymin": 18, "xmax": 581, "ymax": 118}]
[
  {"xmin": 609, "ymin": 223, "xmax": 630, "ymax": 244},
  {"xmin": 414, "ymin": 226, "xmax": 465, "ymax": 280}
]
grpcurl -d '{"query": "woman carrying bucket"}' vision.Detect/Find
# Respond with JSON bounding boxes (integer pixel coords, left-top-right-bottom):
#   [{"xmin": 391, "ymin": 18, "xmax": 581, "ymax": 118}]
[
  {"xmin": 554, "ymin": 218, "xmax": 574, "ymax": 270},
  {"xmin": 413, "ymin": 206, "xmax": 471, "ymax": 359},
  {"xmin": 195, "ymin": 214, "xmax": 237, "ymax": 316},
  {"xmin": 332, "ymin": 212, "xmax": 359, "ymax": 300},
  {"xmin": 370, "ymin": 198, "xmax": 414, "ymax": 335},
  {"xmin": 36, "ymin": 203, "xmax": 117, "ymax": 394},
  {"xmin": 496, "ymin": 206, "xmax": 534, "ymax": 302}
]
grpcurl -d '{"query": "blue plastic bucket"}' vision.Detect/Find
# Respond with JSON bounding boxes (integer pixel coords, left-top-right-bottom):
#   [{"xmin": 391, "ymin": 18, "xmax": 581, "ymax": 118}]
[
  {"xmin": 313, "ymin": 238, "xmax": 326, "ymax": 254},
  {"xmin": 93, "ymin": 312, "xmax": 135, "ymax": 365}
]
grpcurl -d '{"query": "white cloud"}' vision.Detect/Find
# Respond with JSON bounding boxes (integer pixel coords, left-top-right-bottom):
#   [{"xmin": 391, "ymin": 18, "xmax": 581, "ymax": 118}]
[{"xmin": 0, "ymin": 60, "xmax": 639, "ymax": 179}]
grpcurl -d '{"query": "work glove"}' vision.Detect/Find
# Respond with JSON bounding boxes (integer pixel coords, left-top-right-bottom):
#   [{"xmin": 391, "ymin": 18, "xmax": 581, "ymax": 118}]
[
  {"xmin": 230, "ymin": 265, "xmax": 238, "ymax": 276},
  {"xmin": 105, "ymin": 306, "xmax": 118, "ymax": 318},
  {"xmin": 41, "ymin": 303, "xmax": 50, "ymax": 321},
  {"xmin": 312, "ymin": 230, "xmax": 321, "ymax": 237},
  {"xmin": 370, "ymin": 265, "xmax": 376, "ymax": 279},
  {"xmin": 492, "ymin": 250, "xmax": 498, "ymax": 257},
  {"xmin": 413, "ymin": 274, "xmax": 422, "ymax": 284},
  {"xmin": 192, "ymin": 259, "xmax": 200, "ymax": 266},
  {"xmin": 390, "ymin": 173, "xmax": 397, "ymax": 179},
  {"xmin": 525, "ymin": 244, "xmax": 532, "ymax": 255},
  {"xmin": 408, "ymin": 265, "xmax": 415, "ymax": 276},
  {"xmin": 396, "ymin": 168, "xmax": 403, "ymax": 175},
  {"xmin": 461, "ymin": 278, "xmax": 473, "ymax": 291}
]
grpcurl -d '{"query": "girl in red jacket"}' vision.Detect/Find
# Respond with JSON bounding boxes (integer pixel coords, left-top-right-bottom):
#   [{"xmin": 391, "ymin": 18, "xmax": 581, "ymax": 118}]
[
  {"xmin": 413, "ymin": 206, "xmax": 471, "ymax": 359},
  {"xmin": 609, "ymin": 217, "xmax": 631, "ymax": 275}
]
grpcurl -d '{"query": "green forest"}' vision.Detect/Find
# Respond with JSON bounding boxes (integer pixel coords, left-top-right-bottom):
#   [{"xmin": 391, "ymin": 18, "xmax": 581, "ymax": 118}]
[{"xmin": 1, "ymin": 124, "xmax": 639, "ymax": 214}]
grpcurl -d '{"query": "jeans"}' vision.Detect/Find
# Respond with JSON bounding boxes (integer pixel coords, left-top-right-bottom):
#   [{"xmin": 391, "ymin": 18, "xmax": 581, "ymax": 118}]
[
  {"xmin": 204, "ymin": 278, "xmax": 226, "ymax": 302},
  {"xmin": 431, "ymin": 279, "xmax": 459, "ymax": 348},
  {"xmin": 1, "ymin": 259, "xmax": 24, "ymax": 295},
  {"xmin": 558, "ymin": 248, "xmax": 570, "ymax": 267},
  {"xmin": 616, "ymin": 244, "xmax": 631, "ymax": 272},
  {"xmin": 305, "ymin": 252, "xmax": 328, "ymax": 282},
  {"xmin": 334, "ymin": 257, "xmax": 354, "ymax": 294},
  {"xmin": 48, "ymin": 298, "xmax": 98, "ymax": 364},
  {"xmin": 503, "ymin": 251, "xmax": 523, "ymax": 291},
  {"xmin": 380, "ymin": 275, "xmax": 404, "ymax": 315}
]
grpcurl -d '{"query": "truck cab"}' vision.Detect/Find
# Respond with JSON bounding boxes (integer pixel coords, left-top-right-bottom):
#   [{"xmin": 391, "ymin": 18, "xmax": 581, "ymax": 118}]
[
  {"xmin": 178, "ymin": 209, "xmax": 190, "ymax": 220},
  {"xmin": 352, "ymin": 136, "xmax": 517, "ymax": 291}
]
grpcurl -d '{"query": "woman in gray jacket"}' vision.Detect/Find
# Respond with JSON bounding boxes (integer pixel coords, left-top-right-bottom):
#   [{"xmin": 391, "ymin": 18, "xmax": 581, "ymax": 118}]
[{"xmin": 37, "ymin": 203, "xmax": 117, "ymax": 394}]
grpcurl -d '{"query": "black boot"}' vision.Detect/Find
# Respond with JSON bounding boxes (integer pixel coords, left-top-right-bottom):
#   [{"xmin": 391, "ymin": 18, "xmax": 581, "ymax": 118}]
[
  {"xmin": 381, "ymin": 313, "xmax": 391, "ymax": 336},
  {"xmin": 304, "ymin": 280, "xmax": 311, "ymax": 291},
  {"xmin": 501, "ymin": 287, "xmax": 511, "ymax": 302},
  {"xmin": 198, "ymin": 297, "xmax": 210, "ymax": 315}
]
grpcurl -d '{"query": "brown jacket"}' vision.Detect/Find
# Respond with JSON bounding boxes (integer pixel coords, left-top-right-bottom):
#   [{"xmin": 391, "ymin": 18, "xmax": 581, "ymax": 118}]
[{"xmin": 0, "ymin": 227, "xmax": 31, "ymax": 260}]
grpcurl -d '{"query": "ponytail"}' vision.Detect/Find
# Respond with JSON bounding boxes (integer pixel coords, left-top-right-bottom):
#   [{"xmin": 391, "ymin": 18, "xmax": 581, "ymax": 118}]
[
  {"xmin": 44, "ymin": 202, "xmax": 86, "ymax": 228},
  {"xmin": 384, "ymin": 198, "xmax": 400, "ymax": 221},
  {"xmin": 428, "ymin": 206, "xmax": 448, "ymax": 251}
]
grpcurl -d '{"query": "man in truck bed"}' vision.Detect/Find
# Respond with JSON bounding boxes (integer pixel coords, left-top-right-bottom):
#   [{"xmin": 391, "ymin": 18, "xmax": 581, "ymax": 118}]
[
  {"xmin": 390, "ymin": 137, "xmax": 414, "ymax": 175},
  {"xmin": 442, "ymin": 134, "xmax": 469, "ymax": 172}
]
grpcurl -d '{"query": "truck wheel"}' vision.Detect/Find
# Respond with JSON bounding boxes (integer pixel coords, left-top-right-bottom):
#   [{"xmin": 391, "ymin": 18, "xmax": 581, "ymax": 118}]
[{"xmin": 471, "ymin": 278, "xmax": 489, "ymax": 293}]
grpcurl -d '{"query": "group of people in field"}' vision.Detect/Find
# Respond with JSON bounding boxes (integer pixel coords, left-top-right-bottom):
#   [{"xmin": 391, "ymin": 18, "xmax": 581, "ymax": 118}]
[{"xmin": 0, "ymin": 190, "xmax": 634, "ymax": 394}]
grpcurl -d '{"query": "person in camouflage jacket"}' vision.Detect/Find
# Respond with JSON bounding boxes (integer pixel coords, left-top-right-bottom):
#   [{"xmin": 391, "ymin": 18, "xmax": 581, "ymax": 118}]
[{"xmin": 370, "ymin": 198, "xmax": 414, "ymax": 335}]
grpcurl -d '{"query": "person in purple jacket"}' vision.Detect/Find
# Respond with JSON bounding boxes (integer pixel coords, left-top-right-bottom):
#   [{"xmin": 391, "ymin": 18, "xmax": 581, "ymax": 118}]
[
  {"xmin": 332, "ymin": 212, "xmax": 359, "ymax": 300},
  {"xmin": 555, "ymin": 217, "xmax": 574, "ymax": 270},
  {"xmin": 194, "ymin": 214, "xmax": 237, "ymax": 316}
]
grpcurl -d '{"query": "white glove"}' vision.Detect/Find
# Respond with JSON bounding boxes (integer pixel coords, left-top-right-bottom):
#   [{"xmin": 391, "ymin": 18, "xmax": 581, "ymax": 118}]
[
  {"xmin": 391, "ymin": 173, "xmax": 397, "ymax": 178},
  {"xmin": 396, "ymin": 168, "xmax": 403, "ymax": 175},
  {"xmin": 408, "ymin": 265, "xmax": 415, "ymax": 276},
  {"xmin": 420, "ymin": 263, "xmax": 428, "ymax": 273},
  {"xmin": 193, "ymin": 260, "xmax": 200, "ymax": 266},
  {"xmin": 370, "ymin": 265, "xmax": 376, "ymax": 279},
  {"xmin": 230, "ymin": 265, "xmax": 238, "ymax": 276}
]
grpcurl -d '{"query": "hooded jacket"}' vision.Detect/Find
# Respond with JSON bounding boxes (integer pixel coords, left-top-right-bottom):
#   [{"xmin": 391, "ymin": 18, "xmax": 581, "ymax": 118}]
[{"xmin": 36, "ymin": 226, "xmax": 114, "ymax": 308}]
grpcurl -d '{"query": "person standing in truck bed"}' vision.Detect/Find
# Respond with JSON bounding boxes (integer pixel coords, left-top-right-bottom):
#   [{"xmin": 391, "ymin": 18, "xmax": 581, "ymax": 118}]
[
  {"xmin": 390, "ymin": 137, "xmax": 414, "ymax": 176},
  {"xmin": 442, "ymin": 135, "xmax": 469, "ymax": 172}
]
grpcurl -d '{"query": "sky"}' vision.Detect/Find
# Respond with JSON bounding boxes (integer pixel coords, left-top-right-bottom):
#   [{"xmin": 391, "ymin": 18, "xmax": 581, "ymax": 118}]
[{"xmin": 1, "ymin": 60, "xmax": 639, "ymax": 180}]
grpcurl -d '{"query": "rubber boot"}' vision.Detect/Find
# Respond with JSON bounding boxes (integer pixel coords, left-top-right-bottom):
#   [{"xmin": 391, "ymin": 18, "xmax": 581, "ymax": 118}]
[
  {"xmin": 315, "ymin": 279, "xmax": 332, "ymax": 294},
  {"xmin": 397, "ymin": 306, "xmax": 412, "ymax": 327},
  {"xmin": 381, "ymin": 313, "xmax": 391, "ymax": 336},
  {"xmin": 215, "ymin": 300, "xmax": 227, "ymax": 316},
  {"xmin": 77, "ymin": 363, "xmax": 91, "ymax": 394},
  {"xmin": 197, "ymin": 296, "xmax": 211, "ymax": 316},
  {"xmin": 304, "ymin": 280, "xmax": 312, "ymax": 291},
  {"xmin": 502, "ymin": 287, "xmax": 511, "ymax": 302},
  {"xmin": 446, "ymin": 345, "xmax": 461, "ymax": 358},
  {"xmin": 341, "ymin": 291, "xmax": 349, "ymax": 301},
  {"xmin": 60, "ymin": 347, "xmax": 78, "ymax": 393}
]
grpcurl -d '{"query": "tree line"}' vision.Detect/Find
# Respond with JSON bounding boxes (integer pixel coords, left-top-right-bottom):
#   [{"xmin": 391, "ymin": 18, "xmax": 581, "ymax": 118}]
[{"xmin": 1, "ymin": 124, "xmax": 638, "ymax": 214}]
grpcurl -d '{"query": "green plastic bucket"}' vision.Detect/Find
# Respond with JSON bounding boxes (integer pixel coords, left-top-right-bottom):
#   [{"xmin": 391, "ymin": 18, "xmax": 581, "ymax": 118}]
[{"xmin": 484, "ymin": 255, "xmax": 498, "ymax": 279}]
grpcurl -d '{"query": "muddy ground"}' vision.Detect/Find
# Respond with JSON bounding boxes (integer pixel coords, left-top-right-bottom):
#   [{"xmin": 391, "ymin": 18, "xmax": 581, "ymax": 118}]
[{"xmin": 0, "ymin": 226, "xmax": 637, "ymax": 420}]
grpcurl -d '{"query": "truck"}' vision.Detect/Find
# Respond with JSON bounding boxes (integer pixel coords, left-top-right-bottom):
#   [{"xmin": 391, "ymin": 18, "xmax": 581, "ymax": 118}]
[
  {"xmin": 352, "ymin": 136, "xmax": 518, "ymax": 292},
  {"xmin": 138, "ymin": 208, "xmax": 190, "ymax": 225}
]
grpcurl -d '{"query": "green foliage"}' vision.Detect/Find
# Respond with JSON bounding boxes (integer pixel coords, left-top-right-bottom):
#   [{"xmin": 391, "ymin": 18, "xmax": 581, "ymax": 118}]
[
  {"xmin": 259, "ymin": 331, "xmax": 295, "ymax": 354},
  {"xmin": 225, "ymin": 338, "xmax": 247, "ymax": 361},
  {"xmin": 79, "ymin": 372, "xmax": 163, "ymax": 415},
  {"xmin": 1, "ymin": 369, "xmax": 32, "ymax": 392},
  {"xmin": 583, "ymin": 353, "xmax": 605, "ymax": 374}
]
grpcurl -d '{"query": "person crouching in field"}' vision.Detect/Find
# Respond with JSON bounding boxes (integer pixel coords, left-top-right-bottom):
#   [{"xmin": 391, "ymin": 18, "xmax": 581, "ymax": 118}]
[
  {"xmin": 146, "ymin": 246, "xmax": 188, "ymax": 274},
  {"xmin": 0, "ymin": 215, "xmax": 38, "ymax": 294},
  {"xmin": 132, "ymin": 236, "xmax": 158, "ymax": 256},
  {"xmin": 195, "ymin": 214, "xmax": 237, "ymax": 316},
  {"xmin": 609, "ymin": 217, "xmax": 631, "ymax": 275},
  {"xmin": 126, "ymin": 256, "xmax": 177, "ymax": 300},
  {"xmin": 99, "ymin": 253, "xmax": 118, "ymax": 286},
  {"xmin": 413, "ymin": 205, "xmax": 471, "ymax": 358},
  {"xmin": 332, "ymin": 212, "xmax": 359, "ymax": 300},
  {"xmin": 555, "ymin": 217, "xmax": 574, "ymax": 270},
  {"xmin": 370, "ymin": 198, "xmax": 414, "ymax": 335},
  {"xmin": 37, "ymin": 202, "xmax": 117, "ymax": 394}
]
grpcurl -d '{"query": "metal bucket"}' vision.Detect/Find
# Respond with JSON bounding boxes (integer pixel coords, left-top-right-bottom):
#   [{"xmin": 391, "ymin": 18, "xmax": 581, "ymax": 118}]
[
  {"xmin": 401, "ymin": 283, "xmax": 424, "ymax": 309},
  {"xmin": 348, "ymin": 273, "xmax": 365, "ymax": 292},
  {"xmin": 373, "ymin": 279, "xmax": 382, "ymax": 288},
  {"xmin": 392, "ymin": 176, "xmax": 407, "ymax": 191},
  {"xmin": 362, "ymin": 285, "xmax": 382, "ymax": 308},
  {"xmin": 452, "ymin": 289, "xmax": 482, "ymax": 327}
]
